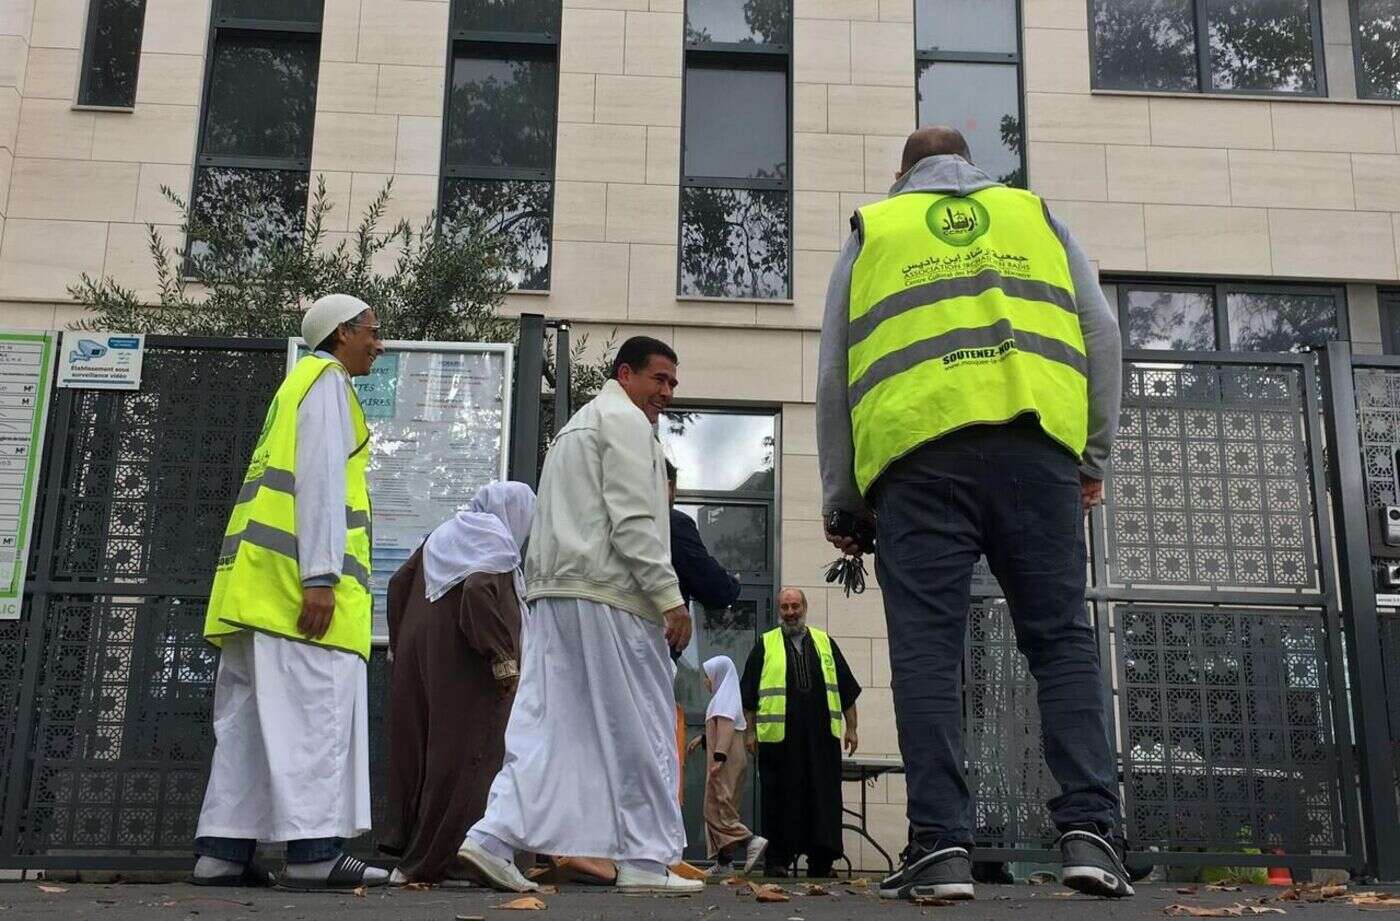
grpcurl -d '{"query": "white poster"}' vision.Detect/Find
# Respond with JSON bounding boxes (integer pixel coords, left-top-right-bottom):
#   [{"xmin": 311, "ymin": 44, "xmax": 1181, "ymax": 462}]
[
  {"xmin": 288, "ymin": 340, "xmax": 514, "ymax": 642},
  {"xmin": 56, "ymin": 332, "xmax": 144, "ymax": 390}
]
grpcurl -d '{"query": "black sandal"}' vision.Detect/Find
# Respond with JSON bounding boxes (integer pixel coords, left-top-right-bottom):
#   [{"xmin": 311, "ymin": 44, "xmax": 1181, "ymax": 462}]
[
  {"xmin": 280, "ymin": 853, "xmax": 385, "ymax": 891},
  {"xmin": 189, "ymin": 860, "xmax": 276, "ymax": 888}
]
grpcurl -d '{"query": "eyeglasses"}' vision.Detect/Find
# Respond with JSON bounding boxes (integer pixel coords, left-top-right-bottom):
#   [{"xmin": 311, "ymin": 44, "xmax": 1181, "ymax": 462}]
[{"xmin": 347, "ymin": 321, "xmax": 382, "ymax": 337}]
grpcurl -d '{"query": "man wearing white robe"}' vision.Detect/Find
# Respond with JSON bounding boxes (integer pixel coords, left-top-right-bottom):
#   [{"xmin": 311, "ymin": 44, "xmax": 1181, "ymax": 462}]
[
  {"xmin": 458, "ymin": 336, "xmax": 703, "ymax": 895},
  {"xmin": 191, "ymin": 295, "xmax": 387, "ymax": 889}
]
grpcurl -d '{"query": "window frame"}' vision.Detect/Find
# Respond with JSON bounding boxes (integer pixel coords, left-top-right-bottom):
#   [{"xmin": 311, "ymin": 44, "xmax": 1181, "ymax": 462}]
[
  {"xmin": 76, "ymin": 0, "xmax": 149, "ymax": 109},
  {"xmin": 186, "ymin": 0, "xmax": 323, "ymax": 274},
  {"xmin": 1085, "ymin": 0, "xmax": 1329, "ymax": 98},
  {"xmin": 1379, "ymin": 288, "xmax": 1400, "ymax": 354},
  {"xmin": 438, "ymin": 7, "xmax": 561, "ymax": 292},
  {"xmin": 1350, "ymin": 0, "xmax": 1400, "ymax": 100},
  {"xmin": 913, "ymin": 0, "xmax": 1027, "ymax": 188},
  {"xmin": 1110, "ymin": 278, "xmax": 1349, "ymax": 353},
  {"xmin": 676, "ymin": 1, "xmax": 794, "ymax": 301}
]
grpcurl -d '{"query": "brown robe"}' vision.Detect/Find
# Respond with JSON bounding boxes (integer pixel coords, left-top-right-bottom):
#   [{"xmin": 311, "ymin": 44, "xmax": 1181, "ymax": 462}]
[{"xmin": 381, "ymin": 547, "xmax": 521, "ymax": 882}]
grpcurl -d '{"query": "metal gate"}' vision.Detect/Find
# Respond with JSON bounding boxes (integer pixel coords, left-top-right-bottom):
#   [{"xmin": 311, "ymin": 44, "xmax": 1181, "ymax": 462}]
[
  {"xmin": 969, "ymin": 351, "xmax": 1363, "ymax": 875},
  {"xmin": 0, "ymin": 337, "xmax": 378, "ymax": 869},
  {"xmin": 2, "ymin": 339, "xmax": 1399, "ymax": 876}
]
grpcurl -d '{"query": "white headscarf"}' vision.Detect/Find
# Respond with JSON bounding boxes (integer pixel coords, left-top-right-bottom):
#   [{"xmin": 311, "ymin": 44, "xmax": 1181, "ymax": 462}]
[
  {"xmin": 422, "ymin": 481, "xmax": 536, "ymax": 607},
  {"xmin": 703, "ymin": 655, "xmax": 746, "ymax": 731}
]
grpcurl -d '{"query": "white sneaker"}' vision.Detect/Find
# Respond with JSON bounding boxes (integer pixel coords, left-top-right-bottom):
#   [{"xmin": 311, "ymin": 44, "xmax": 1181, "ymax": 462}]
[
  {"xmin": 742, "ymin": 836, "xmax": 769, "ymax": 874},
  {"xmin": 614, "ymin": 865, "xmax": 704, "ymax": 894},
  {"xmin": 455, "ymin": 837, "xmax": 539, "ymax": 893}
]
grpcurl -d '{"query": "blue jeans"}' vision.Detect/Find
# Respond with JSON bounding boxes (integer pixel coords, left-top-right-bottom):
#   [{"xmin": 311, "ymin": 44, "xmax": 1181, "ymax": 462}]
[
  {"xmin": 870, "ymin": 419, "xmax": 1121, "ymax": 850},
  {"xmin": 195, "ymin": 836, "xmax": 343, "ymax": 864}
]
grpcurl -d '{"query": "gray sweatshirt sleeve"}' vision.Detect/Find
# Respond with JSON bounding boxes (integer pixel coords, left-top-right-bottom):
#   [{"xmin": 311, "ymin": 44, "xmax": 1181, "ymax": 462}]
[
  {"xmin": 1049, "ymin": 213, "xmax": 1122, "ymax": 480},
  {"xmin": 817, "ymin": 231, "xmax": 866, "ymax": 517},
  {"xmin": 295, "ymin": 365, "xmax": 353, "ymax": 587}
]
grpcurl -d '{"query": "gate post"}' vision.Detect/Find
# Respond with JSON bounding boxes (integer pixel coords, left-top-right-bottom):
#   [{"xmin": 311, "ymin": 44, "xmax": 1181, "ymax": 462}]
[
  {"xmin": 510, "ymin": 313, "xmax": 545, "ymax": 489},
  {"xmin": 1320, "ymin": 340, "xmax": 1400, "ymax": 881}
]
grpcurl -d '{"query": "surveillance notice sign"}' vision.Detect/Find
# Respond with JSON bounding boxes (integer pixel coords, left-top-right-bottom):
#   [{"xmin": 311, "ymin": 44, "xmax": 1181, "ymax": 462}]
[{"xmin": 57, "ymin": 332, "xmax": 145, "ymax": 390}]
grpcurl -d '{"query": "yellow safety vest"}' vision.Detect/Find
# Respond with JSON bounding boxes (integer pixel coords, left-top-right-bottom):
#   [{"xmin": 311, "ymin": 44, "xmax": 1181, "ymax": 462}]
[
  {"xmin": 755, "ymin": 627, "xmax": 843, "ymax": 743},
  {"xmin": 847, "ymin": 185, "xmax": 1086, "ymax": 496},
  {"xmin": 204, "ymin": 354, "xmax": 374, "ymax": 660}
]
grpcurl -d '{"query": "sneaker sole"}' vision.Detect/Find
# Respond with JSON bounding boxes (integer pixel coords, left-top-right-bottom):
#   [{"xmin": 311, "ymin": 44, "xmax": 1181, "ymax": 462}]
[
  {"xmin": 455, "ymin": 846, "xmax": 538, "ymax": 893},
  {"xmin": 879, "ymin": 881, "xmax": 975, "ymax": 900},
  {"xmin": 1062, "ymin": 866, "xmax": 1134, "ymax": 898},
  {"xmin": 616, "ymin": 884, "xmax": 704, "ymax": 894}
]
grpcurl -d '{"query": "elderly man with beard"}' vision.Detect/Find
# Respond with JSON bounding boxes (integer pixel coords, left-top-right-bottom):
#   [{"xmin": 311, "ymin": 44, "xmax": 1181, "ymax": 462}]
[{"xmin": 740, "ymin": 588, "xmax": 860, "ymax": 877}]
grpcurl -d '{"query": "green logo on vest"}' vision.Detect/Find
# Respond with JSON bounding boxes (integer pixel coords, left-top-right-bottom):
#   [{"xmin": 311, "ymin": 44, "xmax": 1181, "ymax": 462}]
[
  {"xmin": 926, "ymin": 197, "xmax": 990, "ymax": 247},
  {"xmin": 253, "ymin": 396, "xmax": 278, "ymax": 452}
]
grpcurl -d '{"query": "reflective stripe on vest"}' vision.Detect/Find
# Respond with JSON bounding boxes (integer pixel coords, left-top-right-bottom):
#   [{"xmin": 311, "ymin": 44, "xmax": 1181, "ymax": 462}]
[
  {"xmin": 204, "ymin": 354, "xmax": 374, "ymax": 660},
  {"xmin": 755, "ymin": 627, "xmax": 844, "ymax": 743},
  {"xmin": 847, "ymin": 185, "xmax": 1087, "ymax": 496}
]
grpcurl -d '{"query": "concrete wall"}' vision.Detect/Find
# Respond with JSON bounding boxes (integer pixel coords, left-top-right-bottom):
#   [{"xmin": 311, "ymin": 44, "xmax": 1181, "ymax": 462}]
[{"xmin": 2, "ymin": 0, "xmax": 1399, "ymax": 870}]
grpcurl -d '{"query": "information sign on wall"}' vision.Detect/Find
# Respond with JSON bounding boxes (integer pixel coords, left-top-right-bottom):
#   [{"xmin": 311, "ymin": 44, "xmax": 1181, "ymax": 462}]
[{"xmin": 0, "ymin": 331, "xmax": 55, "ymax": 619}]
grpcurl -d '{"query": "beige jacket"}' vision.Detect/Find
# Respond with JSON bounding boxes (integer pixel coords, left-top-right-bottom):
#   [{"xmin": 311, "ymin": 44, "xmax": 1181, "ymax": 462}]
[{"xmin": 525, "ymin": 379, "xmax": 683, "ymax": 623}]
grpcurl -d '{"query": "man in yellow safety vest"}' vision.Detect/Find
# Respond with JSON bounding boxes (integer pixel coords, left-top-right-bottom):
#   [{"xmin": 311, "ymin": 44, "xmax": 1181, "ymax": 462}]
[
  {"xmin": 816, "ymin": 127, "xmax": 1132, "ymax": 901},
  {"xmin": 191, "ymin": 293, "xmax": 385, "ymax": 891},
  {"xmin": 739, "ymin": 587, "xmax": 860, "ymax": 878}
]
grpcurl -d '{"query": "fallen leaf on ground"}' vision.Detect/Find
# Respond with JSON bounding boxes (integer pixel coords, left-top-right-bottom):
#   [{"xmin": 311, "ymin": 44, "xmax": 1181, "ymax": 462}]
[
  {"xmin": 1346, "ymin": 893, "xmax": 1400, "ymax": 909},
  {"xmin": 499, "ymin": 896, "xmax": 547, "ymax": 910},
  {"xmin": 802, "ymin": 885, "xmax": 829, "ymax": 896},
  {"xmin": 913, "ymin": 897, "xmax": 957, "ymax": 907},
  {"xmin": 352, "ymin": 885, "xmax": 366, "ymax": 898},
  {"xmin": 1280, "ymin": 884, "xmax": 1347, "ymax": 902},
  {"xmin": 1247, "ymin": 907, "xmax": 1286, "ymax": 915},
  {"xmin": 1166, "ymin": 903, "xmax": 1245, "ymax": 917},
  {"xmin": 848, "ymin": 878, "xmax": 869, "ymax": 889},
  {"xmin": 1177, "ymin": 888, "xmax": 1199, "ymax": 895},
  {"xmin": 1028, "ymin": 872, "xmax": 1058, "ymax": 886},
  {"xmin": 402, "ymin": 881, "xmax": 432, "ymax": 891},
  {"xmin": 36, "ymin": 886, "xmax": 66, "ymax": 894},
  {"xmin": 751, "ymin": 883, "xmax": 791, "ymax": 903},
  {"xmin": 1208, "ymin": 886, "xmax": 1243, "ymax": 893},
  {"xmin": 535, "ymin": 886, "xmax": 558, "ymax": 895},
  {"xmin": 722, "ymin": 876, "xmax": 747, "ymax": 887}
]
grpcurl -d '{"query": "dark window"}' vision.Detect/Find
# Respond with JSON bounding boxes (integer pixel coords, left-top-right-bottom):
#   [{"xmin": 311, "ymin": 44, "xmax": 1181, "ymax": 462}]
[
  {"xmin": 442, "ymin": 178, "xmax": 553, "ymax": 291},
  {"xmin": 680, "ymin": 3, "xmax": 792, "ymax": 300},
  {"xmin": 456, "ymin": 0, "xmax": 561, "ymax": 35},
  {"xmin": 1354, "ymin": 0, "xmax": 1400, "ymax": 100},
  {"xmin": 682, "ymin": 65, "xmax": 788, "ymax": 180},
  {"xmin": 441, "ymin": 4, "xmax": 560, "ymax": 292},
  {"xmin": 77, "ymin": 0, "xmax": 148, "ymax": 108},
  {"xmin": 201, "ymin": 34, "xmax": 319, "ymax": 160},
  {"xmin": 1381, "ymin": 288, "xmax": 1400, "ymax": 354},
  {"xmin": 1114, "ymin": 281, "xmax": 1345, "ymax": 353},
  {"xmin": 444, "ymin": 49, "xmax": 557, "ymax": 170},
  {"xmin": 679, "ymin": 187, "xmax": 790, "ymax": 299},
  {"xmin": 1122, "ymin": 286, "xmax": 1218, "ymax": 350},
  {"xmin": 915, "ymin": 0, "xmax": 1025, "ymax": 188},
  {"xmin": 1089, "ymin": 0, "xmax": 1325, "ymax": 96},
  {"xmin": 1226, "ymin": 290, "xmax": 1339, "ymax": 351},
  {"xmin": 214, "ymin": 0, "xmax": 323, "ymax": 24},
  {"xmin": 685, "ymin": 0, "xmax": 791, "ymax": 46},
  {"xmin": 191, "ymin": 1, "xmax": 322, "ymax": 262},
  {"xmin": 1089, "ymin": 0, "xmax": 1199, "ymax": 91}
]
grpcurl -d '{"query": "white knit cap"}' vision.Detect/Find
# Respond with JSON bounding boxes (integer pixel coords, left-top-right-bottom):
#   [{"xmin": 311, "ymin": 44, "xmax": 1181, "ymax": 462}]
[{"xmin": 301, "ymin": 293, "xmax": 371, "ymax": 350}]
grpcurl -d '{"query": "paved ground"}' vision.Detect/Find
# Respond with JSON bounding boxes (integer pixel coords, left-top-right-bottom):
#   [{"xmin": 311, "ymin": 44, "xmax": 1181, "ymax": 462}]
[{"xmin": 2, "ymin": 880, "xmax": 1397, "ymax": 921}]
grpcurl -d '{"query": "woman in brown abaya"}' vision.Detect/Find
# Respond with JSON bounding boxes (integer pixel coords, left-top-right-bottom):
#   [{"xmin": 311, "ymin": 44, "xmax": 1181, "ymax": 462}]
[{"xmin": 381, "ymin": 481, "xmax": 536, "ymax": 884}]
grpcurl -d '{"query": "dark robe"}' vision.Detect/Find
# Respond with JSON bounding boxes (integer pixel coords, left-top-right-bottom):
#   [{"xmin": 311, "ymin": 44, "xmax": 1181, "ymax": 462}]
[
  {"xmin": 740, "ymin": 629, "xmax": 861, "ymax": 872},
  {"xmin": 381, "ymin": 547, "xmax": 522, "ymax": 882}
]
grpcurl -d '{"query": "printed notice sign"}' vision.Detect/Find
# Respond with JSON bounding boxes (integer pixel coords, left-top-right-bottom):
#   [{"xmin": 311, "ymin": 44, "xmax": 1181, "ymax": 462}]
[
  {"xmin": 57, "ymin": 332, "xmax": 144, "ymax": 390},
  {"xmin": 0, "ymin": 331, "xmax": 55, "ymax": 620},
  {"xmin": 288, "ymin": 340, "xmax": 514, "ymax": 642}
]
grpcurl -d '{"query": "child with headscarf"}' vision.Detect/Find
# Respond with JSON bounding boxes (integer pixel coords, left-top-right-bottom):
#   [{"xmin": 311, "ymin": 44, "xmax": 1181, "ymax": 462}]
[
  {"xmin": 381, "ymin": 481, "xmax": 536, "ymax": 883},
  {"xmin": 686, "ymin": 655, "xmax": 768, "ymax": 874}
]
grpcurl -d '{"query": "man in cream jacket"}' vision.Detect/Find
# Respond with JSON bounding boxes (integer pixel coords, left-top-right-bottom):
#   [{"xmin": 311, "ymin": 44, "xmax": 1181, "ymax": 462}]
[{"xmin": 458, "ymin": 336, "xmax": 702, "ymax": 896}]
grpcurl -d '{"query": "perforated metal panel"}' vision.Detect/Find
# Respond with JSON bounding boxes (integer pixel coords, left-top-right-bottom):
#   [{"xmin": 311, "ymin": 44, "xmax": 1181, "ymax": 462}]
[
  {"xmin": 1115, "ymin": 605, "xmax": 1342, "ymax": 851},
  {"xmin": 1105, "ymin": 363, "xmax": 1317, "ymax": 592},
  {"xmin": 964, "ymin": 601, "xmax": 1056, "ymax": 848}
]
